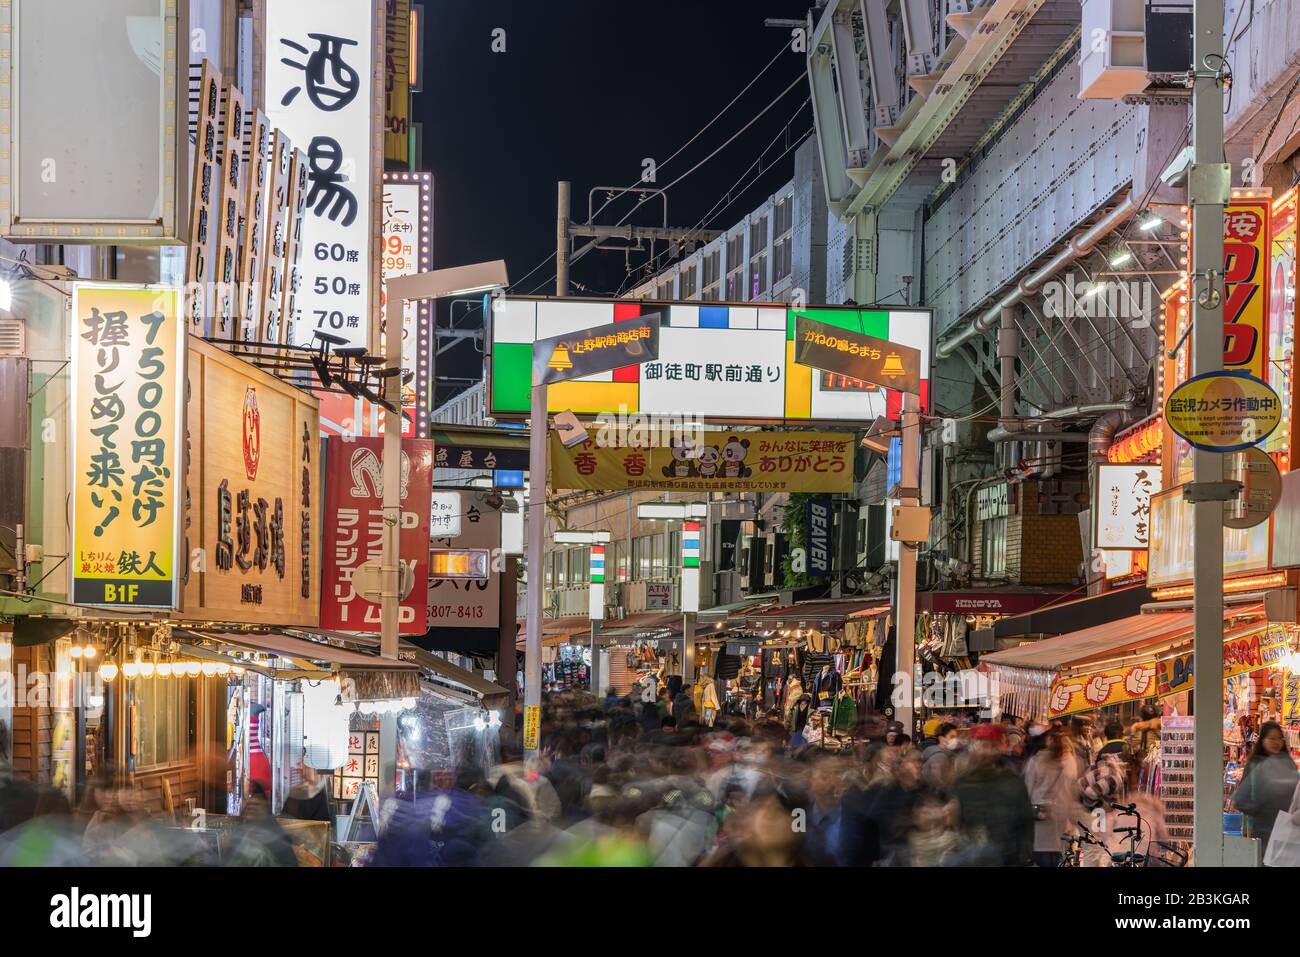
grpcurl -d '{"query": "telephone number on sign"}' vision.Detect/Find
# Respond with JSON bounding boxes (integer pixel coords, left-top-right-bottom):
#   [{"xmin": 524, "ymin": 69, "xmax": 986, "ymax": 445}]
[{"xmin": 430, "ymin": 605, "xmax": 486, "ymax": 620}]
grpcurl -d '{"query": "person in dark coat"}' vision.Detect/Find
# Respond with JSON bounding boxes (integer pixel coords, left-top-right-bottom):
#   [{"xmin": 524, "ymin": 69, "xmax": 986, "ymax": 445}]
[
  {"xmin": 949, "ymin": 724, "xmax": 1034, "ymax": 866},
  {"xmin": 1231, "ymin": 721, "xmax": 1300, "ymax": 854}
]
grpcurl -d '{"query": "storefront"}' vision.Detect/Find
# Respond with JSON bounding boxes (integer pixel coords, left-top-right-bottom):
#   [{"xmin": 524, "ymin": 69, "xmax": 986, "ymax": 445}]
[{"xmin": 737, "ymin": 599, "xmax": 892, "ymax": 746}]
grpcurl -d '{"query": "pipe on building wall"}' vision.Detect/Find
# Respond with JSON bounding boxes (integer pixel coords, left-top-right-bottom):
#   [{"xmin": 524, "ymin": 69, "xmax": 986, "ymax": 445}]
[
  {"xmin": 985, "ymin": 401, "xmax": 1135, "ymax": 443},
  {"xmin": 936, "ymin": 196, "xmax": 1139, "ymax": 359},
  {"xmin": 1087, "ymin": 408, "xmax": 1140, "ymax": 462},
  {"xmin": 998, "ymin": 305, "xmax": 1020, "ymax": 430}
]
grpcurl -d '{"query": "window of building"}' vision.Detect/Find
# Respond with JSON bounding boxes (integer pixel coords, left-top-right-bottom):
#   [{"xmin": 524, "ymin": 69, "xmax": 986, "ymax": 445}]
[
  {"xmin": 652, "ymin": 533, "xmax": 667, "ymax": 577},
  {"xmin": 749, "ymin": 215, "xmax": 769, "ymax": 296},
  {"xmin": 702, "ymin": 250, "xmax": 721, "ymax": 300},
  {"xmin": 668, "ymin": 530, "xmax": 682, "ymax": 577},
  {"xmin": 134, "ymin": 677, "xmax": 192, "ymax": 769},
  {"xmin": 982, "ymin": 517, "xmax": 1007, "ymax": 577},
  {"xmin": 726, "ymin": 232, "xmax": 745, "ymax": 300},
  {"xmin": 633, "ymin": 535, "xmax": 653, "ymax": 579},
  {"xmin": 678, "ymin": 264, "xmax": 697, "ymax": 299},
  {"xmin": 568, "ymin": 547, "xmax": 589, "ymax": 583},
  {"xmin": 772, "ymin": 194, "xmax": 794, "ymax": 284},
  {"xmin": 658, "ymin": 279, "xmax": 673, "ymax": 300}
]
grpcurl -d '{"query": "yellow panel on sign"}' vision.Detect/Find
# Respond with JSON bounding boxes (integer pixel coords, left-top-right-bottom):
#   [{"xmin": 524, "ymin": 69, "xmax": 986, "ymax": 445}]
[
  {"xmin": 523, "ymin": 704, "xmax": 541, "ymax": 751},
  {"xmin": 550, "ymin": 430, "xmax": 855, "ymax": 493},
  {"xmin": 546, "ymin": 381, "xmax": 638, "ymax": 415},
  {"xmin": 71, "ymin": 284, "xmax": 185, "ymax": 609}
]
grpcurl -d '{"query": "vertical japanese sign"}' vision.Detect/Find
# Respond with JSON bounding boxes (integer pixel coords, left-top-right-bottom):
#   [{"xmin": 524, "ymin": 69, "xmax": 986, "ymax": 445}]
[
  {"xmin": 1093, "ymin": 463, "xmax": 1161, "ymax": 550},
  {"xmin": 70, "ymin": 284, "xmax": 185, "ymax": 608},
  {"xmin": 187, "ymin": 62, "xmax": 223, "ymax": 336},
  {"xmin": 384, "ymin": 0, "xmax": 412, "ymax": 162},
  {"xmin": 320, "ymin": 437, "xmax": 433, "ymax": 633},
  {"xmin": 381, "ymin": 172, "xmax": 433, "ymax": 436},
  {"xmin": 1265, "ymin": 189, "xmax": 1296, "ymax": 458},
  {"xmin": 264, "ymin": 0, "xmax": 380, "ymax": 352},
  {"xmin": 1221, "ymin": 198, "xmax": 1272, "ymax": 382},
  {"xmin": 806, "ymin": 498, "xmax": 833, "ymax": 577}
]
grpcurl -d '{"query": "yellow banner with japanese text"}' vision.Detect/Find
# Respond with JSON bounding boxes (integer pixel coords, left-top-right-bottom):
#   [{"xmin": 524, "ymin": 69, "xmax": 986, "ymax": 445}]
[
  {"xmin": 70, "ymin": 284, "xmax": 185, "ymax": 609},
  {"xmin": 549, "ymin": 430, "xmax": 856, "ymax": 493}
]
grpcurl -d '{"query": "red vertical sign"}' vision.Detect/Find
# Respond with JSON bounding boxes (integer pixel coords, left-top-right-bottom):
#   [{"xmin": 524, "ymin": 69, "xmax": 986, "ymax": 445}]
[{"xmin": 321, "ymin": 437, "xmax": 433, "ymax": 633}]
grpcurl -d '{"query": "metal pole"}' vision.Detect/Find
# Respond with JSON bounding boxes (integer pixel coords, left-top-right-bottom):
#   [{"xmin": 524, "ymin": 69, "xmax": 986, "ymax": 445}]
[
  {"xmin": 895, "ymin": 392, "xmax": 922, "ymax": 734},
  {"xmin": 1190, "ymin": 0, "xmax": 1227, "ymax": 868},
  {"xmin": 682, "ymin": 610, "xmax": 696, "ymax": 686},
  {"xmin": 523, "ymin": 380, "xmax": 547, "ymax": 760},
  {"xmin": 379, "ymin": 293, "xmax": 404, "ymax": 659},
  {"xmin": 557, "ymin": 181, "xmax": 571, "ymax": 297},
  {"xmin": 589, "ymin": 619, "xmax": 602, "ymax": 696}
]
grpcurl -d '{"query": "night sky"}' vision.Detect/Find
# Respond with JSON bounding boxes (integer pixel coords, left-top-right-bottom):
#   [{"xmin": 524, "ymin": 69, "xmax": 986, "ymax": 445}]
[{"xmin": 415, "ymin": 0, "xmax": 814, "ymax": 394}]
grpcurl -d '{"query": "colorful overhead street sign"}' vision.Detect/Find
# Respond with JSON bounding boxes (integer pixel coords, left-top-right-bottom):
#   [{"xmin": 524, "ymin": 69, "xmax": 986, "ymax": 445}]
[{"xmin": 489, "ymin": 298, "xmax": 933, "ymax": 422}]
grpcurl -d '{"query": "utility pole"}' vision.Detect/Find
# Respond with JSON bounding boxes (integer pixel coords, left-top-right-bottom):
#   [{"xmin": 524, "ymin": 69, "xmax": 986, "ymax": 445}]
[
  {"xmin": 1189, "ymin": 0, "xmax": 1228, "ymax": 868},
  {"xmin": 557, "ymin": 179, "xmax": 724, "ymax": 287},
  {"xmin": 894, "ymin": 393, "xmax": 922, "ymax": 734},
  {"xmin": 557, "ymin": 180, "xmax": 571, "ymax": 297}
]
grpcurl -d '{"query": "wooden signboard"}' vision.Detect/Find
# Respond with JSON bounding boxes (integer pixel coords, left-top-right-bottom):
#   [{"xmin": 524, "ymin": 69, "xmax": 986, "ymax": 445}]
[{"xmin": 182, "ymin": 337, "xmax": 320, "ymax": 626}]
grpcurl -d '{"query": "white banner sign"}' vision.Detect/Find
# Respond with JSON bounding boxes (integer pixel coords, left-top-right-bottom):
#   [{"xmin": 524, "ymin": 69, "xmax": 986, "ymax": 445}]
[
  {"xmin": 264, "ymin": 0, "xmax": 376, "ymax": 351},
  {"xmin": 1094, "ymin": 464, "xmax": 1161, "ymax": 550}
]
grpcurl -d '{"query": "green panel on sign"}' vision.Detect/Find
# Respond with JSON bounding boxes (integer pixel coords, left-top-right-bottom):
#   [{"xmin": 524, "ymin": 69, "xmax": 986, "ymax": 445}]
[
  {"xmin": 788, "ymin": 307, "xmax": 889, "ymax": 342},
  {"xmin": 591, "ymin": 573, "xmax": 605, "ymax": 584},
  {"xmin": 491, "ymin": 343, "xmax": 532, "ymax": 413},
  {"xmin": 683, "ymin": 556, "xmax": 700, "ymax": 568}
]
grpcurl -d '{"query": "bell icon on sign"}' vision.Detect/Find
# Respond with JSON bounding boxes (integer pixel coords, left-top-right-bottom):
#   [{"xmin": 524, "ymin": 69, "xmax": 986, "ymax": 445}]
[
  {"xmin": 881, "ymin": 352, "xmax": 906, "ymax": 379},
  {"xmin": 548, "ymin": 342, "xmax": 573, "ymax": 372}
]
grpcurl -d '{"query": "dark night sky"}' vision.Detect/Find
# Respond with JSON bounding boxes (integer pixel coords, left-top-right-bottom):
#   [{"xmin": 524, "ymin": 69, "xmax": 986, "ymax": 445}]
[{"xmin": 414, "ymin": 1, "xmax": 815, "ymax": 391}]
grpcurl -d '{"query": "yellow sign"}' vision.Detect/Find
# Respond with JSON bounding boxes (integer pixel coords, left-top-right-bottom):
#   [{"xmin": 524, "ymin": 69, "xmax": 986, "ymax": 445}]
[
  {"xmin": 71, "ymin": 284, "xmax": 185, "ymax": 608},
  {"xmin": 550, "ymin": 430, "xmax": 856, "ymax": 493},
  {"xmin": 1165, "ymin": 370, "xmax": 1281, "ymax": 452},
  {"xmin": 1049, "ymin": 661, "xmax": 1158, "ymax": 718},
  {"xmin": 523, "ymin": 704, "xmax": 541, "ymax": 751}
]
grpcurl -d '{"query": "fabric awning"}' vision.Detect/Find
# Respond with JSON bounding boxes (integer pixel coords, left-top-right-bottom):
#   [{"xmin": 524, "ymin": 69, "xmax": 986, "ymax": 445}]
[
  {"xmin": 991, "ymin": 585, "xmax": 1154, "ymax": 640},
  {"xmin": 515, "ymin": 617, "xmax": 591, "ymax": 648},
  {"xmin": 980, "ymin": 603, "xmax": 1264, "ymax": 673},
  {"xmin": 183, "ymin": 629, "xmax": 419, "ymax": 699},
  {"xmin": 398, "ymin": 642, "xmax": 510, "ymax": 701},
  {"xmin": 743, "ymin": 599, "xmax": 889, "ymax": 629},
  {"xmin": 598, "ymin": 612, "xmax": 680, "ymax": 640}
]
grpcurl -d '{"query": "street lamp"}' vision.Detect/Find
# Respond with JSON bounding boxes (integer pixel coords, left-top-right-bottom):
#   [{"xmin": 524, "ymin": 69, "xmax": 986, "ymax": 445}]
[
  {"xmin": 380, "ymin": 261, "xmax": 508, "ymax": 659},
  {"xmin": 636, "ymin": 501, "xmax": 708, "ymax": 684}
]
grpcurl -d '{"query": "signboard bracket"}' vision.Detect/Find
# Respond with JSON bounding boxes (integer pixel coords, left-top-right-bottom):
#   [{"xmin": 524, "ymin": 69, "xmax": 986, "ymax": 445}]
[{"xmin": 1182, "ymin": 481, "xmax": 1241, "ymax": 503}]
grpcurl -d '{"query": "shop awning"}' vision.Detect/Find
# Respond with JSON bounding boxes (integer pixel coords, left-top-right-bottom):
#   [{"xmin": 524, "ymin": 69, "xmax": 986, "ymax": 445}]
[
  {"xmin": 696, "ymin": 593, "xmax": 782, "ymax": 623},
  {"xmin": 980, "ymin": 603, "xmax": 1265, "ymax": 674},
  {"xmin": 182, "ymin": 629, "xmax": 419, "ymax": 699},
  {"xmin": 743, "ymin": 598, "xmax": 889, "ymax": 630},
  {"xmin": 515, "ymin": 617, "xmax": 592, "ymax": 648},
  {"xmin": 990, "ymin": 585, "xmax": 1155, "ymax": 640},
  {"xmin": 397, "ymin": 643, "xmax": 511, "ymax": 702},
  {"xmin": 598, "ymin": 612, "xmax": 680, "ymax": 641}
]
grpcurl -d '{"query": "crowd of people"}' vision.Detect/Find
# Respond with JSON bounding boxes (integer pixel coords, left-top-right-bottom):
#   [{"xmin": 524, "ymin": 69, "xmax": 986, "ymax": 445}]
[{"xmin": 4, "ymin": 693, "xmax": 1298, "ymax": 866}]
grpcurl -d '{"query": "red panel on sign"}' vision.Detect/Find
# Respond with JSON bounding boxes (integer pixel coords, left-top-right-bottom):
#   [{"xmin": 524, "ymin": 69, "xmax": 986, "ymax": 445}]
[
  {"xmin": 321, "ymin": 438, "xmax": 433, "ymax": 634},
  {"xmin": 612, "ymin": 302, "xmax": 642, "ymax": 382}
]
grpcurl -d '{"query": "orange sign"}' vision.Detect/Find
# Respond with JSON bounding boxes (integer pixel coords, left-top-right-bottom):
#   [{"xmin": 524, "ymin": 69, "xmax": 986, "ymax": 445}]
[{"xmin": 1049, "ymin": 662, "xmax": 1159, "ymax": 718}]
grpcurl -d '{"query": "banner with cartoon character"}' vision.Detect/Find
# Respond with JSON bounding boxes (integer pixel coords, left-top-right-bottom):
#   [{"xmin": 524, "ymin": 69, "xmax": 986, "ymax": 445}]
[{"xmin": 549, "ymin": 430, "xmax": 855, "ymax": 492}]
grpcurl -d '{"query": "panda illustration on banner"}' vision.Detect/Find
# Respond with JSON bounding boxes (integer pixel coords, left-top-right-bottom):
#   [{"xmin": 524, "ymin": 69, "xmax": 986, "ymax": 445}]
[{"xmin": 661, "ymin": 435, "xmax": 751, "ymax": 480}]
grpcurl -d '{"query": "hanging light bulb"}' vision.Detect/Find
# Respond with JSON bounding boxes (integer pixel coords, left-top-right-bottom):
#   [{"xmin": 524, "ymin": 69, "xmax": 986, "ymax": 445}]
[
  {"xmin": 69, "ymin": 645, "xmax": 84, "ymax": 659},
  {"xmin": 83, "ymin": 645, "xmax": 97, "ymax": 660},
  {"xmin": 184, "ymin": 660, "xmax": 201, "ymax": 677},
  {"xmin": 216, "ymin": 662, "xmax": 230, "ymax": 676},
  {"xmin": 99, "ymin": 663, "xmax": 118, "ymax": 682},
  {"xmin": 139, "ymin": 657, "xmax": 155, "ymax": 679},
  {"xmin": 201, "ymin": 662, "xmax": 219, "ymax": 677},
  {"xmin": 122, "ymin": 661, "xmax": 139, "ymax": 680},
  {"xmin": 156, "ymin": 661, "xmax": 173, "ymax": 678}
]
